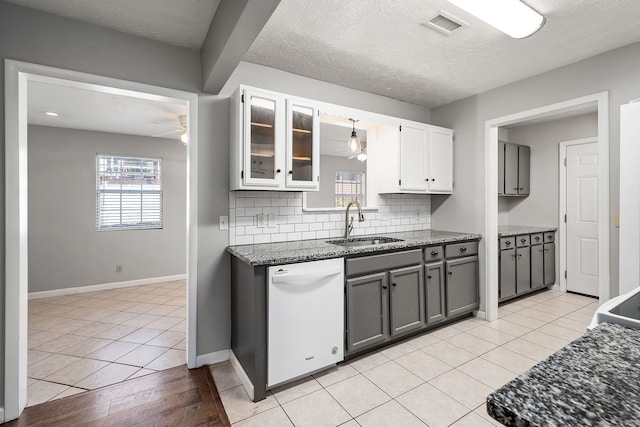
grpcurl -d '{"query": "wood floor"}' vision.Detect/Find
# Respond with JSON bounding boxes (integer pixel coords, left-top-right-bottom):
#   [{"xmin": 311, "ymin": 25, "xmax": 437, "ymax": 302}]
[{"xmin": 5, "ymin": 365, "xmax": 230, "ymax": 427}]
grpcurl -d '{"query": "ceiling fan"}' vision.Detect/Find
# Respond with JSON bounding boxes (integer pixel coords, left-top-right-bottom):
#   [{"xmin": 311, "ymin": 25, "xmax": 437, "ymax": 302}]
[{"xmin": 153, "ymin": 114, "xmax": 188, "ymax": 144}]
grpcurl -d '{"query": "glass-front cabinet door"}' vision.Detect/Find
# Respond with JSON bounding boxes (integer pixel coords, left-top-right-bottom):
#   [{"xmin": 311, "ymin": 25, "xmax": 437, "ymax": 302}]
[
  {"xmin": 286, "ymin": 99, "xmax": 319, "ymax": 190},
  {"xmin": 243, "ymin": 89, "xmax": 283, "ymax": 187}
]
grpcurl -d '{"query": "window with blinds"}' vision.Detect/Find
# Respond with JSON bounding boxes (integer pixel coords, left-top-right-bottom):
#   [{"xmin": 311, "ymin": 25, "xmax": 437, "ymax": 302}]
[
  {"xmin": 335, "ymin": 171, "xmax": 365, "ymax": 207},
  {"xmin": 96, "ymin": 155, "xmax": 162, "ymax": 230}
]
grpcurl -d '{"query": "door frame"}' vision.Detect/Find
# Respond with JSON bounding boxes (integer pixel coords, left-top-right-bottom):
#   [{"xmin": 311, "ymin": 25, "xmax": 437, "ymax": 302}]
[
  {"xmin": 558, "ymin": 138, "xmax": 599, "ymax": 294},
  {"xmin": 4, "ymin": 59, "xmax": 199, "ymax": 421},
  {"xmin": 484, "ymin": 91, "xmax": 609, "ymax": 322}
]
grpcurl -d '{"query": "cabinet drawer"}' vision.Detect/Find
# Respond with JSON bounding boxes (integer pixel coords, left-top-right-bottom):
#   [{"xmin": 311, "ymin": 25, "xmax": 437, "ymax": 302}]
[
  {"xmin": 544, "ymin": 232, "xmax": 555, "ymax": 243},
  {"xmin": 499, "ymin": 237, "xmax": 515, "ymax": 250},
  {"xmin": 445, "ymin": 241, "xmax": 478, "ymax": 258},
  {"xmin": 346, "ymin": 249, "xmax": 422, "ymax": 277},
  {"xmin": 516, "ymin": 235, "xmax": 530, "ymax": 247},
  {"xmin": 424, "ymin": 246, "xmax": 444, "ymax": 262},
  {"xmin": 531, "ymin": 233, "xmax": 543, "ymax": 245}
]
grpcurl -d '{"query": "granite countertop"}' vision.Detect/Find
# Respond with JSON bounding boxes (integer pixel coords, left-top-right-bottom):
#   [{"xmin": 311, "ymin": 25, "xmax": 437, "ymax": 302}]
[
  {"xmin": 227, "ymin": 229, "xmax": 481, "ymax": 266},
  {"xmin": 487, "ymin": 322, "xmax": 640, "ymax": 426},
  {"xmin": 498, "ymin": 225, "xmax": 557, "ymax": 237}
]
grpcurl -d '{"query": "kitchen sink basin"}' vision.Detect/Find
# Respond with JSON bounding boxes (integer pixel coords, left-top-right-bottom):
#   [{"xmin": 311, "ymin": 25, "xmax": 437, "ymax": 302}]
[{"xmin": 327, "ymin": 236, "xmax": 404, "ymax": 247}]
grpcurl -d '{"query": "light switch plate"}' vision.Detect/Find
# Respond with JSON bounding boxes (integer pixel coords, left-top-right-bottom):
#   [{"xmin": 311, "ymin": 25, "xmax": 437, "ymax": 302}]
[
  {"xmin": 267, "ymin": 213, "xmax": 276, "ymax": 228},
  {"xmin": 219, "ymin": 216, "xmax": 229, "ymax": 230},
  {"xmin": 257, "ymin": 214, "xmax": 266, "ymax": 228}
]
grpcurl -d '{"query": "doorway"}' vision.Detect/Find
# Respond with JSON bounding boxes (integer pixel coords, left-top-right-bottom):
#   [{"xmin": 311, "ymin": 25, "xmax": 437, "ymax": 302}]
[
  {"xmin": 5, "ymin": 60, "xmax": 199, "ymax": 420},
  {"xmin": 483, "ymin": 92, "xmax": 610, "ymax": 322},
  {"xmin": 560, "ymin": 139, "xmax": 600, "ymax": 297}
]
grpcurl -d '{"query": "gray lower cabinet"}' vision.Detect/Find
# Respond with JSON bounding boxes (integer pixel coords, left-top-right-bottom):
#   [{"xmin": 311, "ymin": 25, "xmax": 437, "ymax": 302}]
[
  {"xmin": 531, "ymin": 244, "xmax": 545, "ymax": 289},
  {"xmin": 425, "ymin": 261, "xmax": 445, "ymax": 324},
  {"xmin": 500, "ymin": 248, "xmax": 516, "ymax": 300},
  {"xmin": 516, "ymin": 246, "xmax": 531, "ymax": 294},
  {"xmin": 446, "ymin": 256, "xmax": 480, "ymax": 317},
  {"xmin": 389, "ymin": 265, "xmax": 425, "ymax": 336},
  {"xmin": 345, "ymin": 249, "xmax": 423, "ymax": 355},
  {"xmin": 346, "ymin": 240, "xmax": 480, "ymax": 356},
  {"xmin": 544, "ymin": 242, "xmax": 555, "ymax": 285},
  {"xmin": 346, "ymin": 272, "xmax": 389, "ymax": 353},
  {"xmin": 499, "ymin": 230, "xmax": 556, "ymax": 302}
]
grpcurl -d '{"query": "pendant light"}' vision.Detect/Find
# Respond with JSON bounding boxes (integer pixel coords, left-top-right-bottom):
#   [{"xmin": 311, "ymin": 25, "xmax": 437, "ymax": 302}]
[{"xmin": 348, "ymin": 118, "xmax": 361, "ymax": 153}]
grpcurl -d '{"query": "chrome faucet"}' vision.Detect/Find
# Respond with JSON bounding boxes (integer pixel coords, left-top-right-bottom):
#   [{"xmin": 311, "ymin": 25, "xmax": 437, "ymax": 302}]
[{"xmin": 344, "ymin": 201, "xmax": 365, "ymax": 238}]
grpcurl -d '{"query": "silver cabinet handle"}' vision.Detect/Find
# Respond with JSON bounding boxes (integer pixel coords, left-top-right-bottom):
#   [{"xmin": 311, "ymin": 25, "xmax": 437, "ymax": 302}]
[
  {"xmin": 505, "ymin": 241, "xmax": 511, "ymax": 246},
  {"xmin": 448, "ymin": 271, "xmax": 453, "ymax": 275},
  {"xmin": 520, "ymin": 238, "xmax": 526, "ymax": 243},
  {"xmin": 431, "ymin": 250, "xmax": 439, "ymax": 256},
  {"xmin": 459, "ymin": 247, "xmax": 467, "ymax": 252},
  {"xmin": 427, "ymin": 275, "xmax": 432, "ymax": 279}
]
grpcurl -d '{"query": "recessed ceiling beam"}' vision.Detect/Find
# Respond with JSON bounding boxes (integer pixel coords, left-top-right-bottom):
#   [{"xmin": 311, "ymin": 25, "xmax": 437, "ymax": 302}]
[{"xmin": 201, "ymin": 0, "xmax": 280, "ymax": 94}]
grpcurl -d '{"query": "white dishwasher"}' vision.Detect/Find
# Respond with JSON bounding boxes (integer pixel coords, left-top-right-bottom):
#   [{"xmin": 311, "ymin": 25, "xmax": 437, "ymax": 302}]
[{"xmin": 267, "ymin": 258, "xmax": 344, "ymax": 387}]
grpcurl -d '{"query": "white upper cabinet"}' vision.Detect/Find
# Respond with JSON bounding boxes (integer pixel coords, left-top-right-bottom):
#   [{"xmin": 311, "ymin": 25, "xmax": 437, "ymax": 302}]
[
  {"xmin": 230, "ymin": 86, "xmax": 320, "ymax": 191},
  {"xmin": 378, "ymin": 120, "xmax": 453, "ymax": 194},
  {"xmin": 285, "ymin": 99, "xmax": 319, "ymax": 189},
  {"xmin": 428, "ymin": 127, "xmax": 454, "ymax": 192}
]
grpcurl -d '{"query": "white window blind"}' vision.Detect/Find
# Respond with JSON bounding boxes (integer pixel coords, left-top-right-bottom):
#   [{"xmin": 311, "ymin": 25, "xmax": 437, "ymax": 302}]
[
  {"xmin": 96, "ymin": 154, "xmax": 162, "ymax": 230},
  {"xmin": 335, "ymin": 171, "xmax": 366, "ymax": 207}
]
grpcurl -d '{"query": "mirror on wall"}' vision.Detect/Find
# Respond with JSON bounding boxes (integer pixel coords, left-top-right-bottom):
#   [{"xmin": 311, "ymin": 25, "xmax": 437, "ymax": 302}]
[{"xmin": 304, "ymin": 114, "xmax": 371, "ymax": 210}]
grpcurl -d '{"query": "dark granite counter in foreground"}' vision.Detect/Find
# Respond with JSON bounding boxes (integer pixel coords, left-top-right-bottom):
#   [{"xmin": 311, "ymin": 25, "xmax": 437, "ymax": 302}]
[
  {"xmin": 227, "ymin": 229, "xmax": 481, "ymax": 266},
  {"xmin": 487, "ymin": 322, "xmax": 640, "ymax": 426},
  {"xmin": 498, "ymin": 225, "xmax": 557, "ymax": 237}
]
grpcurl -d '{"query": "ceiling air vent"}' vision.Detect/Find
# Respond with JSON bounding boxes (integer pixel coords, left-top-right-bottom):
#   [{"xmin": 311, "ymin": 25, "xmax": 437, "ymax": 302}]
[{"xmin": 425, "ymin": 11, "xmax": 466, "ymax": 36}]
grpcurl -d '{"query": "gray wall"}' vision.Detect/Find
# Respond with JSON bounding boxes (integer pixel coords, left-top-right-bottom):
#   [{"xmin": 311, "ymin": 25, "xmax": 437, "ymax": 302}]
[
  {"xmin": 307, "ymin": 155, "xmax": 367, "ymax": 208},
  {"xmin": 28, "ymin": 126, "xmax": 187, "ymax": 293},
  {"xmin": 500, "ymin": 113, "xmax": 598, "ymax": 226},
  {"xmin": 0, "ymin": 1, "xmax": 432, "ymax": 410},
  {"xmin": 431, "ymin": 42, "xmax": 640, "ymax": 306}
]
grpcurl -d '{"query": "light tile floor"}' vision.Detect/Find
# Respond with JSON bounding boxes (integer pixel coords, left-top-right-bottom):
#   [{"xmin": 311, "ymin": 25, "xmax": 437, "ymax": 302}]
[
  {"xmin": 27, "ymin": 280, "xmax": 186, "ymax": 407},
  {"xmin": 211, "ymin": 289, "xmax": 598, "ymax": 426}
]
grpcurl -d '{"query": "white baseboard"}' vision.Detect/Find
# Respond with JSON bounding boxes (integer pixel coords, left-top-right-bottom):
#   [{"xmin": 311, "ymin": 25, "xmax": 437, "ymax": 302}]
[
  {"xmin": 28, "ymin": 274, "xmax": 187, "ymax": 300},
  {"xmin": 0, "ymin": 407, "xmax": 5, "ymax": 423},
  {"xmin": 475, "ymin": 310, "xmax": 487, "ymax": 320},
  {"xmin": 196, "ymin": 349, "xmax": 229, "ymax": 367},
  {"xmin": 230, "ymin": 350, "xmax": 254, "ymax": 401}
]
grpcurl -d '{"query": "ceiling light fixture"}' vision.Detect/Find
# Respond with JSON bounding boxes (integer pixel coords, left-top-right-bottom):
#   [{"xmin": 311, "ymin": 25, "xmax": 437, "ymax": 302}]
[
  {"xmin": 446, "ymin": 0, "xmax": 545, "ymax": 39},
  {"xmin": 44, "ymin": 111, "xmax": 59, "ymax": 117},
  {"xmin": 348, "ymin": 118, "xmax": 360, "ymax": 153}
]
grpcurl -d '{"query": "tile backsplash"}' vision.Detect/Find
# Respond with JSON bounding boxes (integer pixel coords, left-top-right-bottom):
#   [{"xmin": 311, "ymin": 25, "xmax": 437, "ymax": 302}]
[{"xmin": 228, "ymin": 191, "xmax": 431, "ymax": 245}]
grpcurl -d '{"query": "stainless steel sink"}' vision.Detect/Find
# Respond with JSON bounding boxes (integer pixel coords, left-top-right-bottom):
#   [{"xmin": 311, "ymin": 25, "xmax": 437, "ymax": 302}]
[{"xmin": 327, "ymin": 236, "xmax": 404, "ymax": 247}]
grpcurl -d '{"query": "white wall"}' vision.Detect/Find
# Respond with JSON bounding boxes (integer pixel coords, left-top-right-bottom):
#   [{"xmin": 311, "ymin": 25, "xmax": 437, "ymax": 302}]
[
  {"xmin": 431, "ymin": 41, "xmax": 640, "ymax": 306},
  {"xmin": 28, "ymin": 126, "xmax": 187, "ymax": 293},
  {"xmin": 500, "ymin": 113, "xmax": 598, "ymax": 226}
]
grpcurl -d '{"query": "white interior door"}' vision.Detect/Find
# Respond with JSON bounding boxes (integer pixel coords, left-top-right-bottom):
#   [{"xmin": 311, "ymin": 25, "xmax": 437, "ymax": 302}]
[{"xmin": 566, "ymin": 142, "xmax": 599, "ymax": 296}]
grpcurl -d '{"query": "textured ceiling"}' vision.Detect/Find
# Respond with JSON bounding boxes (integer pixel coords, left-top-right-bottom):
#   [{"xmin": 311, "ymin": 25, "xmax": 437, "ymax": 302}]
[
  {"xmin": 10, "ymin": 0, "xmax": 640, "ymax": 109},
  {"xmin": 6, "ymin": 0, "xmax": 220, "ymax": 50},
  {"xmin": 28, "ymin": 81, "xmax": 188, "ymax": 140},
  {"xmin": 245, "ymin": 0, "xmax": 640, "ymax": 108}
]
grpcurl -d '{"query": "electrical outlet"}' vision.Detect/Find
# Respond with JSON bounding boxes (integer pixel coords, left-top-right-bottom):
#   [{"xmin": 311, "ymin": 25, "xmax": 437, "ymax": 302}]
[
  {"xmin": 116, "ymin": 264, "xmax": 122, "ymax": 273},
  {"xmin": 257, "ymin": 214, "xmax": 266, "ymax": 228},
  {"xmin": 219, "ymin": 215, "xmax": 229, "ymax": 230},
  {"xmin": 267, "ymin": 213, "xmax": 276, "ymax": 228}
]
